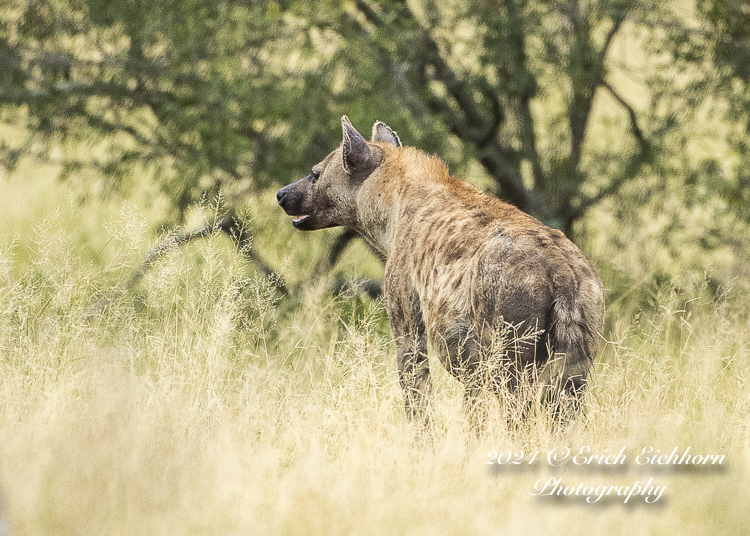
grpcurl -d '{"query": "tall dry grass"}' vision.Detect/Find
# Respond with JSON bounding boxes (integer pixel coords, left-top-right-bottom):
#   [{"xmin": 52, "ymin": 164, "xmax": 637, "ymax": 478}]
[{"xmin": 0, "ymin": 201, "xmax": 748, "ymax": 536}]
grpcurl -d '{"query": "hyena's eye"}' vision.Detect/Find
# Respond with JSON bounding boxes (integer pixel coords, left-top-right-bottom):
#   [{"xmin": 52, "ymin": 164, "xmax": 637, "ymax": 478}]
[{"xmin": 311, "ymin": 170, "xmax": 320, "ymax": 184}]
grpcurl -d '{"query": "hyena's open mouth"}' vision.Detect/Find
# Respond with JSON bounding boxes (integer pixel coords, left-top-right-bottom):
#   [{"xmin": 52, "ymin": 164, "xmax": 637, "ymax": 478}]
[{"xmin": 292, "ymin": 215, "xmax": 311, "ymax": 228}]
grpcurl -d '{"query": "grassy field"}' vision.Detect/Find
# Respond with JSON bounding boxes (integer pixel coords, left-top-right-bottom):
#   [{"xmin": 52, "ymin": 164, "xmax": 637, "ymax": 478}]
[{"xmin": 0, "ymin": 161, "xmax": 749, "ymax": 535}]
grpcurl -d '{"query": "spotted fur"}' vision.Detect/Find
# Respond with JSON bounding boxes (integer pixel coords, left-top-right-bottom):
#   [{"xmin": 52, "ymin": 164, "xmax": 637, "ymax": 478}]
[{"xmin": 277, "ymin": 116, "xmax": 605, "ymax": 427}]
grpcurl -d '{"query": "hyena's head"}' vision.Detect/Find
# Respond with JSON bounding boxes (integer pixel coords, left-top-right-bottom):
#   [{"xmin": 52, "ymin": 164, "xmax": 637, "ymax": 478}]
[{"xmin": 276, "ymin": 115, "xmax": 401, "ymax": 231}]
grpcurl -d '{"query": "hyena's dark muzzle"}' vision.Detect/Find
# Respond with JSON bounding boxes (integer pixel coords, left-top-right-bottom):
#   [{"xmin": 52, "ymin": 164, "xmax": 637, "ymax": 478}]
[
  {"xmin": 276, "ymin": 181, "xmax": 310, "ymax": 230},
  {"xmin": 276, "ymin": 177, "xmax": 328, "ymax": 231}
]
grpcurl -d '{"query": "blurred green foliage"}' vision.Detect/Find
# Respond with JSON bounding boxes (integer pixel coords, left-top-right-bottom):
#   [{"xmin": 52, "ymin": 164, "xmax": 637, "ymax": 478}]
[{"xmin": 1, "ymin": 0, "xmax": 749, "ymax": 254}]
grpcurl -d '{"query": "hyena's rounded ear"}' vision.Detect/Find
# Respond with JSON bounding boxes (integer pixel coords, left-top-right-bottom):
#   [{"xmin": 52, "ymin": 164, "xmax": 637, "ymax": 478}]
[
  {"xmin": 371, "ymin": 120, "xmax": 402, "ymax": 148},
  {"xmin": 341, "ymin": 115, "xmax": 380, "ymax": 175}
]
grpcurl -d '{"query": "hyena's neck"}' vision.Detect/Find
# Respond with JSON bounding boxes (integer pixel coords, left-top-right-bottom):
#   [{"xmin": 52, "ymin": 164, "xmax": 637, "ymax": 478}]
[
  {"xmin": 355, "ymin": 161, "xmax": 451, "ymax": 257},
  {"xmin": 353, "ymin": 149, "xmax": 456, "ymax": 257},
  {"xmin": 353, "ymin": 171, "xmax": 405, "ymax": 257},
  {"xmin": 352, "ymin": 203, "xmax": 396, "ymax": 259}
]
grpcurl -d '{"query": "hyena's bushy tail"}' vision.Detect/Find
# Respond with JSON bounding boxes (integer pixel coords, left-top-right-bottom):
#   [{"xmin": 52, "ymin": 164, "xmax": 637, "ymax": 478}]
[{"xmin": 537, "ymin": 281, "xmax": 604, "ymax": 418}]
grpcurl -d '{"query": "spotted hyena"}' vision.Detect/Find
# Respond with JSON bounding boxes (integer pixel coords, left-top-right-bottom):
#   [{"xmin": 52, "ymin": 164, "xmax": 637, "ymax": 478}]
[{"xmin": 277, "ymin": 116, "xmax": 605, "ymax": 428}]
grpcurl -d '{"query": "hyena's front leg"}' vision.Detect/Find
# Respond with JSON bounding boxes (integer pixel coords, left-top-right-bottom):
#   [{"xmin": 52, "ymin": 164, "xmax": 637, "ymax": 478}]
[
  {"xmin": 395, "ymin": 331, "xmax": 432, "ymax": 427},
  {"xmin": 388, "ymin": 303, "xmax": 433, "ymax": 428}
]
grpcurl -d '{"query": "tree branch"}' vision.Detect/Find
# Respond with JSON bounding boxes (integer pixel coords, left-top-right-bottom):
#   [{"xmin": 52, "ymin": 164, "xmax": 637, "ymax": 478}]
[
  {"xmin": 354, "ymin": 0, "xmax": 503, "ymax": 145},
  {"xmin": 351, "ymin": 0, "xmax": 530, "ymax": 209},
  {"xmin": 601, "ymin": 80, "xmax": 647, "ymax": 149},
  {"xmin": 569, "ymin": 137, "xmax": 653, "ymax": 224},
  {"xmin": 601, "ymin": 11, "xmax": 628, "ymax": 63},
  {"xmin": 505, "ymin": 0, "xmax": 545, "ymax": 193},
  {"xmin": 125, "ymin": 211, "xmax": 287, "ymax": 294},
  {"xmin": 479, "ymin": 139, "xmax": 534, "ymax": 211},
  {"xmin": 313, "ymin": 228, "xmax": 359, "ymax": 275},
  {"xmin": 564, "ymin": 1, "xmax": 631, "ymax": 200}
]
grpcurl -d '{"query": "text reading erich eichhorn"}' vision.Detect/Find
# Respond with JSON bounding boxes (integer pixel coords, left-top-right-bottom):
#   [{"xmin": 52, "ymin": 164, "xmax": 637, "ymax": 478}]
[{"xmin": 485, "ymin": 446, "xmax": 726, "ymax": 504}]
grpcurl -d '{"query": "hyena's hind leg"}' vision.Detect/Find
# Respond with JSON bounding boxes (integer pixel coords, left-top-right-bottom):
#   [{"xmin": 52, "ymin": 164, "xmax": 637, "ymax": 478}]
[
  {"xmin": 534, "ymin": 351, "xmax": 591, "ymax": 426},
  {"xmin": 445, "ymin": 326, "xmax": 498, "ymax": 435},
  {"xmin": 462, "ymin": 355, "xmax": 493, "ymax": 434},
  {"xmin": 474, "ymin": 321, "xmax": 543, "ymax": 431},
  {"xmin": 503, "ymin": 341, "xmax": 589, "ymax": 429},
  {"xmin": 462, "ymin": 382, "xmax": 491, "ymax": 436}
]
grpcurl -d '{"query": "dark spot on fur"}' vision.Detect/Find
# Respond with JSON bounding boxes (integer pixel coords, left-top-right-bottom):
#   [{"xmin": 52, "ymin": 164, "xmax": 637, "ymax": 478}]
[
  {"xmin": 551, "ymin": 229, "xmax": 566, "ymax": 242},
  {"xmin": 420, "ymin": 206, "xmax": 438, "ymax": 219},
  {"xmin": 411, "ymin": 296, "xmax": 425, "ymax": 337},
  {"xmin": 389, "ymin": 306, "xmax": 405, "ymax": 326},
  {"xmin": 474, "ymin": 212, "xmax": 494, "ymax": 226},
  {"xmin": 536, "ymin": 234, "xmax": 552, "ymax": 249},
  {"xmin": 445, "ymin": 247, "xmax": 462, "ymax": 263}
]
